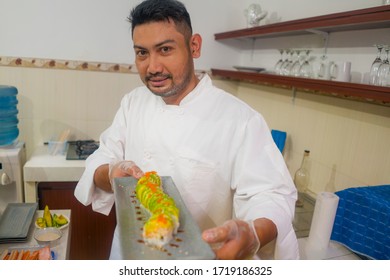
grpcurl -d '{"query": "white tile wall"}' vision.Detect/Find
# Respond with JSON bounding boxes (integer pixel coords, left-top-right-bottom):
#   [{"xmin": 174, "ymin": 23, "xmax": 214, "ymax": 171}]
[{"xmin": 0, "ymin": 66, "xmax": 142, "ymax": 158}]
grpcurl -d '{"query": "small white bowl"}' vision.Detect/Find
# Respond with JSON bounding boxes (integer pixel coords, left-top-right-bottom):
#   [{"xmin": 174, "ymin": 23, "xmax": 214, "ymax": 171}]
[{"xmin": 34, "ymin": 227, "xmax": 62, "ymax": 247}]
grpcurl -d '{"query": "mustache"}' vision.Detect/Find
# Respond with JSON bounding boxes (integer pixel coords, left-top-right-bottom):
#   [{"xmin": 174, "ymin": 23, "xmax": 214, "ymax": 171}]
[{"xmin": 145, "ymin": 73, "xmax": 172, "ymax": 81}]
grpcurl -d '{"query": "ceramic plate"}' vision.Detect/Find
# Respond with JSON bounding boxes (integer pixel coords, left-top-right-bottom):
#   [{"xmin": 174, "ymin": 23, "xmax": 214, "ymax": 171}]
[
  {"xmin": 233, "ymin": 66, "xmax": 265, "ymax": 73},
  {"xmin": 114, "ymin": 176, "xmax": 215, "ymax": 260}
]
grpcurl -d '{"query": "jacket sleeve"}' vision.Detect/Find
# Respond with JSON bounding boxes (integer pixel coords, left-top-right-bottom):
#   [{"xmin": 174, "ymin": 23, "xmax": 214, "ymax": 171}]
[{"xmin": 232, "ymin": 113, "xmax": 299, "ymax": 259}]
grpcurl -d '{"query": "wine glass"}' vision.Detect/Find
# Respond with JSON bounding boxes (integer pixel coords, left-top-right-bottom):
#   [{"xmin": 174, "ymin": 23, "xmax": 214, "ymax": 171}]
[
  {"xmin": 280, "ymin": 49, "xmax": 293, "ymax": 76},
  {"xmin": 379, "ymin": 64, "xmax": 390, "ymax": 86},
  {"xmin": 378, "ymin": 45, "xmax": 389, "ymax": 86},
  {"xmin": 291, "ymin": 49, "xmax": 303, "ymax": 77},
  {"xmin": 285, "ymin": 49, "xmax": 297, "ymax": 76},
  {"xmin": 380, "ymin": 64, "xmax": 390, "ymax": 87},
  {"xmin": 274, "ymin": 49, "xmax": 285, "ymax": 74},
  {"xmin": 369, "ymin": 44, "xmax": 384, "ymax": 85},
  {"xmin": 299, "ymin": 50, "xmax": 313, "ymax": 78}
]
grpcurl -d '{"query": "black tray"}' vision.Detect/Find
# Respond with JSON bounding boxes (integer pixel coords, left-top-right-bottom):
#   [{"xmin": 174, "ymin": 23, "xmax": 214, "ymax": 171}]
[{"xmin": 0, "ymin": 203, "xmax": 38, "ymax": 243}]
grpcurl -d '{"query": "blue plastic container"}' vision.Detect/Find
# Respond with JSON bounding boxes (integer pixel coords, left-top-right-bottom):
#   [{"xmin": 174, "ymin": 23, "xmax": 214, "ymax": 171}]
[
  {"xmin": 0, "ymin": 85, "xmax": 19, "ymax": 146},
  {"xmin": 0, "ymin": 116, "xmax": 19, "ymax": 128}
]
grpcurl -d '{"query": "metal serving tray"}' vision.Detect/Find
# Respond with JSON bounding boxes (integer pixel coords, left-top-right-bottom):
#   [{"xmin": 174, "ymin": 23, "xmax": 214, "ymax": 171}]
[{"xmin": 113, "ymin": 176, "xmax": 215, "ymax": 260}]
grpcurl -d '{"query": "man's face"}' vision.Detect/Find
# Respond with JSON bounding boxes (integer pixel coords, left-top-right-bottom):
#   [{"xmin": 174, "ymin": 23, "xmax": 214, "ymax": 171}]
[{"xmin": 133, "ymin": 20, "xmax": 199, "ymax": 105}]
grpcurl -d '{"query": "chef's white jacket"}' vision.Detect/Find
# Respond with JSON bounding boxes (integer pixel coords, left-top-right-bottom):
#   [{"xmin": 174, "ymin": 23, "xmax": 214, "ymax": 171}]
[{"xmin": 74, "ymin": 74, "xmax": 299, "ymax": 259}]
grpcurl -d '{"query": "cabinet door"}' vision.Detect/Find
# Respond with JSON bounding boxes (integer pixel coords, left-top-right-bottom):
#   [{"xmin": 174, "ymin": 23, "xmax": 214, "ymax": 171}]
[{"xmin": 37, "ymin": 182, "xmax": 116, "ymax": 260}]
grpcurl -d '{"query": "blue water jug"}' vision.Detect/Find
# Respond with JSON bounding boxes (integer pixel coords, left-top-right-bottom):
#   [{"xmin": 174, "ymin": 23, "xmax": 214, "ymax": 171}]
[{"xmin": 0, "ymin": 85, "xmax": 19, "ymax": 146}]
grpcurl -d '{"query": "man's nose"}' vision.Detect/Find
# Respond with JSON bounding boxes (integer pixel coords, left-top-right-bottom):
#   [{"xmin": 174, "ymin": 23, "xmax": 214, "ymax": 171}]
[{"xmin": 147, "ymin": 54, "xmax": 163, "ymax": 74}]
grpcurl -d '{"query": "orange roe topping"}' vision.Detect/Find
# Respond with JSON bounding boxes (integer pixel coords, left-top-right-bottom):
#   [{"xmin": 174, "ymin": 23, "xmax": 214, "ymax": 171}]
[{"xmin": 157, "ymin": 214, "xmax": 167, "ymax": 225}]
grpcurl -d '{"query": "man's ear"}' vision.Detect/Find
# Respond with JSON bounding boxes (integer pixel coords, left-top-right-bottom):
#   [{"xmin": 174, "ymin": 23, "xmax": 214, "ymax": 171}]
[{"xmin": 190, "ymin": 33, "xmax": 202, "ymax": 58}]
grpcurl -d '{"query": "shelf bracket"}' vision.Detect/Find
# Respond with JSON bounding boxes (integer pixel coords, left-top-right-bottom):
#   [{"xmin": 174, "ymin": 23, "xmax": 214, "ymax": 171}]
[
  {"xmin": 306, "ymin": 29, "xmax": 330, "ymax": 58},
  {"xmin": 250, "ymin": 38, "xmax": 256, "ymax": 61},
  {"xmin": 292, "ymin": 87, "xmax": 297, "ymax": 104}
]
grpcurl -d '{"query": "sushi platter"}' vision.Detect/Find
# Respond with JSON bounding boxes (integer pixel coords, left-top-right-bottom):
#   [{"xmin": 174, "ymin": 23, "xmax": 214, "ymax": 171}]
[{"xmin": 113, "ymin": 176, "xmax": 215, "ymax": 260}]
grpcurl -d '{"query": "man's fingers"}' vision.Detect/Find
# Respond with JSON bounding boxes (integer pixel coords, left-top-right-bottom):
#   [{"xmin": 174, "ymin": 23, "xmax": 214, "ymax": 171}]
[
  {"xmin": 129, "ymin": 165, "xmax": 144, "ymax": 178},
  {"xmin": 202, "ymin": 226, "xmax": 229, "ymax": 243}
]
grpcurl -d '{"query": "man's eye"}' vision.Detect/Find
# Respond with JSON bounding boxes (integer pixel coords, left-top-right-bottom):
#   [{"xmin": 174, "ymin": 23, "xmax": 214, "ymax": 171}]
[
  {"xmin": 136, "ymin": 50, "xmax": 148, "ymax": 57},
  {"xmin": 160, "ymin": 46, "xmax": 171, "ymax": 54}
]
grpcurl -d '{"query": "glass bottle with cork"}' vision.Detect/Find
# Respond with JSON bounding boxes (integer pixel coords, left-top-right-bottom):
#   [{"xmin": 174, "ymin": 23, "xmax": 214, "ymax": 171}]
[{"xmin": 294, "ymin": 150, "xmax": 311, "ymax": 207}]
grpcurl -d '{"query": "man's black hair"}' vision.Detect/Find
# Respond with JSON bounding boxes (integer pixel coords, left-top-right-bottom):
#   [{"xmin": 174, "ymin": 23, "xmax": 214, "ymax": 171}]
[{"xmin": 128, "ymin": 0, "xmax": 193, "ymax": 38}]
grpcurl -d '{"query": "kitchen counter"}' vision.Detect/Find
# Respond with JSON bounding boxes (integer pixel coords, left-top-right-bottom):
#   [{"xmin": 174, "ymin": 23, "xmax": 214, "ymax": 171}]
[
  {"xmin": 298, "ymin": 237, "xmax": 361, "ymax": 260},
  {"xmin": 23, "ymin": 145, "xmax": 115, "ymax": 260},
  {"xmin": 0, "ymin": 209, "xmax": 71, "ymax": 260},
  {"xmin": 23, "ymin": 145, "xmax": 85, "ymax": 202}
]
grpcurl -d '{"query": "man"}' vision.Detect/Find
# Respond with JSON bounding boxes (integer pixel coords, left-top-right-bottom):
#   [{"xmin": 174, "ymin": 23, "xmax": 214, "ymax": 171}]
[{"xmin": 75, "ymin": 0, "xmax": 299, "ymax": 260}]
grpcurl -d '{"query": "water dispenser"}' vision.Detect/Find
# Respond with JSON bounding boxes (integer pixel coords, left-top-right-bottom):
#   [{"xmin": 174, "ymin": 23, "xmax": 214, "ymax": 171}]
[{"xmin": 0, "ymin": 85, "xmax": 19, "ymax": 147}]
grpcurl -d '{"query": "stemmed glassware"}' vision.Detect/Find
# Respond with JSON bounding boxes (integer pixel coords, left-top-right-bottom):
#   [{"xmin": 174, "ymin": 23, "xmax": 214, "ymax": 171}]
[
  {"xmin": 273, "ymin": 49, "xmax": 313, "ymax": 78},
  {"xmin": 274, "ymin": 49, "xmax": 285, "ymax": 74},
  {"xmin": 299, "ymin": 50, "xmax": 313, "ymax": 78},
  {"xmin": 378, "ymin": 45, "xmax": 390, "ymax": 86},
  {"xmin": 379, "ymin": 64, "xmax": 390, "ymax": 86},
  {"xmin": 369, "ymin": 44, "xmax": 384, "ymax": 85},
  {"xmin": 291, "ymin": 50, "xmax": 303, "ymax": 77},
  {"xmin": 280, "ymin": 49, "xmax": 293, "ymax": 76}
]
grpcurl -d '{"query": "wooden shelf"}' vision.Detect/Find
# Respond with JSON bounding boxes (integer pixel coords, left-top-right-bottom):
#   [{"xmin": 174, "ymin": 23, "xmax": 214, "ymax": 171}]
[
  {"xmin": 212, "ymin": 6, "xmax": 390, "ymax": 105},
  {"xmin": 215, "ymin": 6, "xmax": 390, "ymax": 40},
  {"xmin": 211, "ymin": 69, "xmax": 390, "ymax": 106}
]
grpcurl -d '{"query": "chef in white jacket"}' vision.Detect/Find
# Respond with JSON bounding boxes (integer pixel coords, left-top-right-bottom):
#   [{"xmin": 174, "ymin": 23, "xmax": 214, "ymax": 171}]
[{"xmin": 75, "ymin": 0, "xmax": 299, "ymax": 260}]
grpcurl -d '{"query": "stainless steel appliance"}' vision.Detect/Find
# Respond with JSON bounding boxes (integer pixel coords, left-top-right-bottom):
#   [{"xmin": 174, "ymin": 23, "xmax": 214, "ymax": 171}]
[{"xmin": 66, "ymin": 140, "xmax": 99, "ymax": 160}]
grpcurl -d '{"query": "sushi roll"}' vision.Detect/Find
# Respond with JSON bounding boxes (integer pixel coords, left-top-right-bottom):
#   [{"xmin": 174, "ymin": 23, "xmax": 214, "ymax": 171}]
[
  {"xmin": 135, "ymin": 171, "xmax": 180, "ymax": 248},
  {"xmin": 143, "ymin": 213, "xmax": 175, "ymax": 248}
]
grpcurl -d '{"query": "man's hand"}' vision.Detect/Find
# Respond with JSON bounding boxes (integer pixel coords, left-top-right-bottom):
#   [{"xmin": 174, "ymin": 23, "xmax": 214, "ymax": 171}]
[
  {"xmin": 93, "ymin": 161, "xmax": 144, "ymax": 193},
  {"xmin": 108, "ymin": 160, "xmax": 144, "ymax": 186},
  {"xmin": 202, "ymin": 219, "xmax": 260, "ymax": 260}
]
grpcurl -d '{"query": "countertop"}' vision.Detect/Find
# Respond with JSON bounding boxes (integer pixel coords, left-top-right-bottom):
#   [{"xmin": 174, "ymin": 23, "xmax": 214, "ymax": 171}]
[
  {"xmin": 24, "ymin": 145, "xmax": 85, "ymax": 182},
  {"xmin": 23, "ymin": 145, "xmax": 86, "ymax": 202},
  {"xmin": 0, "ymin": 209, "xmax": 71, "ymax": 260},
  {"xmin": 298, "ymin": 237, "xmax": 361, "ymax": 260}
]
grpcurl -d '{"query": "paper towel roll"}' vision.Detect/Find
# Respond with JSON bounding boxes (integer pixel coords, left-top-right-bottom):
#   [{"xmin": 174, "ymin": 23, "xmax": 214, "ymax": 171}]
[{"xmin": 305, "ymin": 192, "xmax": 339, "ymax": 259}]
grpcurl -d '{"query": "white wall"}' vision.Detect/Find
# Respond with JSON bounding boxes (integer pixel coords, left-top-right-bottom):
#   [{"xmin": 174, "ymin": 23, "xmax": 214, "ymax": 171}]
[{"xmin": 0, "ymin": 0, "xmax": 383, "ymax": 70}]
